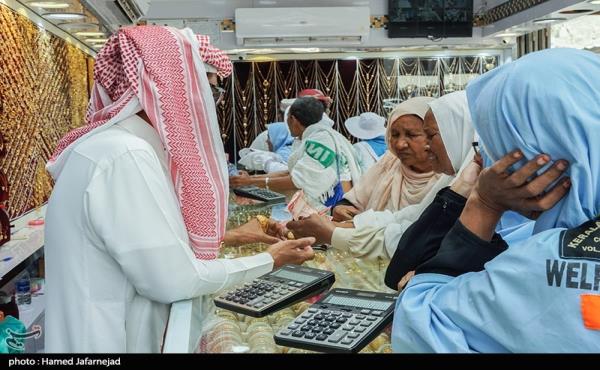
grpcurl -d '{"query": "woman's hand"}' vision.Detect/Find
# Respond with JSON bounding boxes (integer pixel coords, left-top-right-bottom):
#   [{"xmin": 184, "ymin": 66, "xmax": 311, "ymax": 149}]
[
  {"xmin": 286, "ymin": 214, "xmax": 336, "ymax": 245},
  {"xmin": 264, "ymin": 218, "xmax": 288, "ymax": 240},
  {"xmin": 459, "ymin": 150, "xmax": 571, "ymax": 241},
  {"xmin": 472, "ymin": 150, "xmax": 570, "ymax": 219},
  {"xmin": 397, "ymin": 271, "xmax": 415, "ymax": 291},
  {"xmin": 450, "ymin": 159, "xmax": 482, "ymax": 198},
  {"xmin": 332, "ymin": 205, "xmax": 361, "ymax": 222}
]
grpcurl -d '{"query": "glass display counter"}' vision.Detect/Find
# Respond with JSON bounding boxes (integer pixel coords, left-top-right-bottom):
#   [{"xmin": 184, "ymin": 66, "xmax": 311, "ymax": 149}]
[{"xmin": 198, "ymin": 195, "xmax": 394, "ymax": 354}]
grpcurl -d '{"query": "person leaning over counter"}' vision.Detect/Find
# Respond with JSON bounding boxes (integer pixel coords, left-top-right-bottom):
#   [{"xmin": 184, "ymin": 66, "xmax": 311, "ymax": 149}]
[
  {"xmin": 390, "ymin": 48, "xmax": 600, "ymax": 353},
  {"xmin": 231, "ymin": 97, "xmax": 362, "ymax": 211},
  {"xmin": 287, "ymin": 92, "xmax": 476, "ymax": 259},
  {"xmin": 44, "ymin": 26, "xmax": 315, "ymax": 353}
]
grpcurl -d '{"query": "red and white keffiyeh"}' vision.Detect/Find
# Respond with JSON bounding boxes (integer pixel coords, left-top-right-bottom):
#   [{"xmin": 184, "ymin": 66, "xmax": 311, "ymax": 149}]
[{"xmin": 47, "ymin": 26, "xmax": 233, "ymax": 260}]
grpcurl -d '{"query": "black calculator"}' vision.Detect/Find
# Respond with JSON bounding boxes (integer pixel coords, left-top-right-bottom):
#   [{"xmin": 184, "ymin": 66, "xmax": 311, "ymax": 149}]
[
  {"xmin": 232, "ymin": 185, "xmax": 286, "ymax": 204},
  {"xmin": 214, "ymin": 265, "xmax": 335, "ymax": 317},
  {"xmin": 274, "ymin": 288, "xmax": 397, "ymax": 353}
]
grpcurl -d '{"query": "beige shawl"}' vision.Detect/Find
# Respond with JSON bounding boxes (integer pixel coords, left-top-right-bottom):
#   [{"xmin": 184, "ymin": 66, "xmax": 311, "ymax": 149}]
[{"xmin": 344, "ymin": 97, "xmax": 440, "ymax": 212}]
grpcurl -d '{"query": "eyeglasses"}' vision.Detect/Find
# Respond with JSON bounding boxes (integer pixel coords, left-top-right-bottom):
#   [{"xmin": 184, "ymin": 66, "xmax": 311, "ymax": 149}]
[{"xmin": 210, "ymin": 84, "xmax": 226, "ymax": 103}]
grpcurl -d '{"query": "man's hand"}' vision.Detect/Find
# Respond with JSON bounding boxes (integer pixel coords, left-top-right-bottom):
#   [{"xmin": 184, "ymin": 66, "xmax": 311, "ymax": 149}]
[
  {"xmin": 286, "ymin": 214, "xmax": 336, "ymax": 245},
  {"xmin": 267, "ymin": 237, "xmax": 316, "ymax": 268},
  {"xmin": 223, "ymin": 218, "xmax": 281, "ymax": 246},
  {"xmin": 472, "ymin": 150, "xmax": 570, "ymax": 219},
  {"xmin": 332, "ymin": 205, "xmax": 361, "ymax": 222}
]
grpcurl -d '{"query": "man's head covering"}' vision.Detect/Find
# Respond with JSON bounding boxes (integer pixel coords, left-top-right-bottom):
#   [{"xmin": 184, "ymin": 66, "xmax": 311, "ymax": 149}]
[
  {"xmin": 344, "ymin": 112, "xmax": 386, "ymax": 140},
  {"xmin": 197, "ymin": 35, "xmax": 233, "ymax": 78},
  {"xmin": 429, "ymin": 91, "xmax": 475, "ymax": 175},
  {"xmin": 47, "ymin": 26, "xmax": 230, "ymax": 260},
  {"xmin": 467, "ymin": 48, "xmax": 600, "ymax": 232},
  {"xmin": 297, "ymin": 89, "xmax": 333, "ymax": 107}
]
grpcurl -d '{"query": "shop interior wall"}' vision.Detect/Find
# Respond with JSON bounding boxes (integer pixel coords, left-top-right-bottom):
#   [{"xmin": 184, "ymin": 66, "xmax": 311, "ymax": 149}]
[
  {"xmin": 216, "ymin": 55, "xmax": 500, "ymax": 162},
  {"xmin": 0, "ymin": 4, "xmax": 93, "ymax": 219}
]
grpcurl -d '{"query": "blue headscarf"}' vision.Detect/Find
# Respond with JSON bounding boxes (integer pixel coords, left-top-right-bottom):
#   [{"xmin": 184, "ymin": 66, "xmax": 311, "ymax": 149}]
[
  {"xmin": 363, "ymin": 135, "xmax": 387, "ymax": 157},
  {"xmin": 467, "ymin": 48, "xmax": 600, "ymax": 233},
  {"xmin": 267, "ymin": 122, "xmax": 294, "ymax": 162}
]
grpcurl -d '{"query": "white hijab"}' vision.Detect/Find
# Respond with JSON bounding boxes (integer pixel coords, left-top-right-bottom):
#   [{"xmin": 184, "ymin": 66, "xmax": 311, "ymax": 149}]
[{"xmin": 352, "ymin": 91, "xmax": 476, "ymax": 256}]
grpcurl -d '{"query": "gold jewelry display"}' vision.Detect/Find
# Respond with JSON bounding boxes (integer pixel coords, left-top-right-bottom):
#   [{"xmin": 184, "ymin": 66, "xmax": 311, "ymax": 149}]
[{"xmin": 0, "ymin": 5, "xmax": 91, "ymax": 219}]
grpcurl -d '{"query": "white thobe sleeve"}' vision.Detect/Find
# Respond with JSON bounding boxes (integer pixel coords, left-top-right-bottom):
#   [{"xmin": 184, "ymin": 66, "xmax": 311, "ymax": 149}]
[{"xmin": 84, "ymin": 149, "xmax": 273, "ymax": 304}]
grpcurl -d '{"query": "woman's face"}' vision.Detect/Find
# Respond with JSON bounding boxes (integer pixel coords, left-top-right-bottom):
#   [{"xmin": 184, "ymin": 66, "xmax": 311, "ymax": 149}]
[
  {"xmin": 423, "ymin": 109, "xmax": 454, "ymax": 175},
  {"xmin": 388, "ymin": 114, "xmax": 433, "ymax": 173}
]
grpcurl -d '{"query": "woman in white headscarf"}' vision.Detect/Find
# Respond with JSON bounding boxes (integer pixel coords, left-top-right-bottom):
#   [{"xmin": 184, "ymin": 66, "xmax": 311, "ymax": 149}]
[
  {"xmin": 333, "ymin": 97, "xmax": 440, "ymax": 220},
  {"xmin": 287, "ymin": 91, "xmax": 476, "ymax": 259}
]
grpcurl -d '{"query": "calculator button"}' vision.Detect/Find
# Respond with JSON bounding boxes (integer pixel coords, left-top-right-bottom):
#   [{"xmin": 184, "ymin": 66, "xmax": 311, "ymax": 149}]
[
  {"xmin": 308, "ymin": 309, "xmax": 318, "ymax": 313},
  {"xmin": 336, "ymin": 318, "xmax": 347, "ymax": 323},
  {"xmin": 317, "ymin": 322, "xmax": 328, "ymax": 327},
  {"xmin": 360, "ymin": 322, "xmax": 372, "ymax": 327},
  {"xmin": 292, "ymin": 331, "xmax": 304, "ymax": 338},
  {"xmin": 349, "ymin": 320, "xmax": 360, "ymax": 325},
  {"xmin": 342, "ymin": 325, "xmax": 354, "ymax": 331},
  {"xmin": 280, "ymin": 330, "xmax": 292, "ymax": 336},
  {"xmin": 330, "ymin": 312, "xmax": 342, "ymax": 316},
  {"xmin": 311, "ymin": 327, "xmax": 323, "ymax": 333},
  {"xmin": 316, "ymin": 334, "xmax": 328, "ymax": 341},
  {"xmin": 300, "ymin": 326, "xmax": 311, "ymax": 332},
  {"xmin": 356, "ymin": 315, "xmax": 365, "ymax": 320},
  {"xmin": 360, "ymin": 309, "xmax": 371, "ymax": 315},
  {"xmin": 308, "ymin": 320, "xmax": 318, "ymax": 326},
  {"xmin": 254, "ymin": 303, "xmax": 264, "ymax": 308},
  {"xmin": 288, "ymin": 324, "xmax": 299, "ymax": 330},
  {"xmin": 263, "ymin": 299, "xmax": 272, "ymax": 304},
  {"xmin": 341, "ymin": 338, "xmax": 354, "ymax": 345},
  {"xmin": 330, "ymin": 323, "xmax": 341, "ymax": 329},
  {"xmin": 324, "ymin": 316, "xmax": 335, "ymax": 322},
  {"xmin": 287, "ymin": 282, "xmax": 296, "ymax": 286},
  {"xmin": 314, "ymin": 314, "xmax": 324, "ymax": 320},
  {"xmin": 342, "ymin": 313, "xmax": 352, "ymax": 318},
  {"xmin": 327, "ymin": 331, "xmax": 347, "ymax": 343},
  {"xmin": 304, "ymin": 332, "xmax": 316, "ymax": 340},
  {"xmin": 370, "ymin": 310, "xmax": 383, "ymax": 316},
  {"xmin": 354, "ymin": 327, "xmax": 366, "ymax": 333},
  {"xmin": 324, "ymin": 328, "xmax": 335, "ymax": 335},
  {"xmin": 296, "ymin": 319, "xmax": 307, "ymax": 324},
  {"xmin": 347, "ymin": 333, "xmax": 360, "ymax": 339},
  {"xmin": 301, "ymin": 314, "xmax": 312, "ymax": 319},
  {"xmin": 366, "ymin": 317, "xmax": 377, "ymax": 321}
]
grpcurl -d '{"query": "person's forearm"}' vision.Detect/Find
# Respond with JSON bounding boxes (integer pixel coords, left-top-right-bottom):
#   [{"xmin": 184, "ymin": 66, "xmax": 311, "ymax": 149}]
[{"xmin": 459, "ymin": 195, "xmax": 503, "ymax": 242}]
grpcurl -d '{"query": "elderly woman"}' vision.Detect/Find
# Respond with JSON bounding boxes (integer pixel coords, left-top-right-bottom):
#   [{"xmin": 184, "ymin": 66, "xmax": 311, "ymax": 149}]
[
  {"xmin": 391, "ymin": 48, "xmax": 599, "ymax": 353},
  {"xmin": 332, "ymin": 98, "xmax": 440, "ymax": 222},
  {"xmin": 287, "ymin": 91, "xmax": 476, "ymax": 260}
]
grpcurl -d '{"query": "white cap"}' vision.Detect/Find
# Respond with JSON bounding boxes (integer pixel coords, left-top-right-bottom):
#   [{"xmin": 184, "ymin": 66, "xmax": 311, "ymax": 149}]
[
  {"xmin": 280, "ymin": 98, "xmax": 296, "ymax": 113},
  {"xmin": 344, "ymin": 112, "xmax": 386, "ymax": 140}
]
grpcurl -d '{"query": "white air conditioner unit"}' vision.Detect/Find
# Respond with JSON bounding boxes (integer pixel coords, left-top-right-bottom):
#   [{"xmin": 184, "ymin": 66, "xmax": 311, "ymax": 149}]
[
  {"xmin": 82, "ymin": 0, "xmax": 150, "ymax": 30},
  {"xmin": 235, "ymin": 7, "xmax": 370, "ymax": 47}
]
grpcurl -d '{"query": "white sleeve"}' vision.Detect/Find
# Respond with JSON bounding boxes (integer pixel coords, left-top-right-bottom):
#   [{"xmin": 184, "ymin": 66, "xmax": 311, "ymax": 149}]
[
  {"xmin": 85, "ymin": 149, "xmax": 273, "ymax": 304},
  {"xmin": 352, "ymin": 209, "xmax": 396, "ymax": 229}
]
